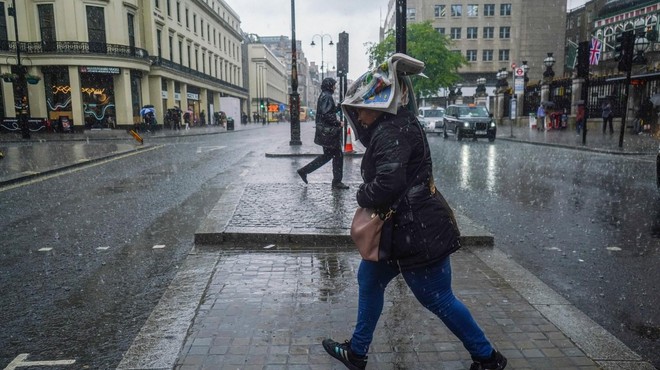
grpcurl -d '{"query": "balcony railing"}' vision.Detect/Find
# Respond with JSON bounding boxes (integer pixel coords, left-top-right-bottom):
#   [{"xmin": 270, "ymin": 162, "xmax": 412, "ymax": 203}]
[
  {"xmin": 0, "ymin": 41, "xmax": 150, "ymax": 61},
  {"xmin": 150, "ymin": 56, "xmax": 247, "ymax": 93}
]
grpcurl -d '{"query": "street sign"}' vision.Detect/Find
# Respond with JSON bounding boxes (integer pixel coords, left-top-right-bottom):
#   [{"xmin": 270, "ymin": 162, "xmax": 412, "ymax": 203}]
[
  {"xmin": 514, "ymin": 77, "xmax": 525, "ymax": 94},
  {"xmin": 511, "ymin": 63, "xmax": 517, "ymax": 69},
  {"xmin": 515, "ymin": 68, "xmax": 524, "ymax": 77}
]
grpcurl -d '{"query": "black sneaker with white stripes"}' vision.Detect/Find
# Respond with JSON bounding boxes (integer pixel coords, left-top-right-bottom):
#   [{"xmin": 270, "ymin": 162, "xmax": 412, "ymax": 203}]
[
  {"xmin": 322, "ymin": 338, "xmax": 367, "ymax": 370},
  {"xmin": 469, "ymin": 349, "xmax": 507, "ymax": 370}
]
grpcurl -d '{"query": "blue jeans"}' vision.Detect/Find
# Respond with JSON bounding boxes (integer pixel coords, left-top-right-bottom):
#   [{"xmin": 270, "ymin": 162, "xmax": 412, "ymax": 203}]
[{"xmin": 350, "ymin": 257, "xmax": 493, "ymax": 359}]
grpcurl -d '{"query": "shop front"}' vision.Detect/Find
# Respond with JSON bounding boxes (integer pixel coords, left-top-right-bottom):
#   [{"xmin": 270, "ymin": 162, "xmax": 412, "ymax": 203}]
[
  {"xmin": 79, "ymin": 66, "xmax": 118, "ymax": 129},
  {"xmin": 43, "ymin": 66, "xmax": 73, "ymax": 131},
  {"xmin": 187, "ymin": 87, "xmax": 200, "ymax": 126}
]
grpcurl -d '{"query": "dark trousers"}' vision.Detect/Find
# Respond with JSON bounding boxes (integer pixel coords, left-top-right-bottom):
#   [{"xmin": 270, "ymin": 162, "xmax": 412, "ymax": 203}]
[
  {"xmin": 602, "ymin": 115, "xmax": 614, "ymax": 133},
  {"xmin": 299, "ymin": 145, "xmax": 343, "ymax": 183}
]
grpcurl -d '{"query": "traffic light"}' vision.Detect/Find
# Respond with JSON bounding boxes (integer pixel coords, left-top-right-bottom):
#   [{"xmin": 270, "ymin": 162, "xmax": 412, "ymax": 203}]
[
  {"xmin": 260, "ymin": 99, "xmax": 264, "ymax": 110},
  {"xmin": 337, "ymin": 32, "xmax": 349, "ymax": 77},
  {"xmin": 576, "ymin": 41, "xmax": 590, "ymax": 78},
  {"xmin": 615, "ymin": 30, "xmax": 634, "ymax": 72}
]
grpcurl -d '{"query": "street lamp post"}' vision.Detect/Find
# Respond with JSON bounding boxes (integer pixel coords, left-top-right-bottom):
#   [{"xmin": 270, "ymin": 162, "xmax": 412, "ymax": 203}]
[
  {"xmin": 543, "ymin": 52, "xmax": 556, "ymax": 84},
  {"xmin": 8, "ymin": 0, "xmax": 30, "ymax": 139},
  {"xmin": 289, "ymin": 0, "xmax": 302, "ymax": 145},
  {"xmin": 310, "ymin": 34, "xmax": 333, "ymax": 80}
]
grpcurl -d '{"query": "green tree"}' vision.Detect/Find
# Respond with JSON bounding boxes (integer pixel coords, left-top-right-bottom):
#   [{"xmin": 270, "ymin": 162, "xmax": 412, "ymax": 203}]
[{"xmin": 366, "ymin": 21, "xmax": 467, "ymax": 100}]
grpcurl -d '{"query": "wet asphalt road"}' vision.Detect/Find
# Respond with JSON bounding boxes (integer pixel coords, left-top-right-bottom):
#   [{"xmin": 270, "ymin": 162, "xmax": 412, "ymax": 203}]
[
  {"xmin": 424, "ymin": 133, "xmax": 659, "ymax": 366},
  {"xmin": 0, "ymin": 124, "xmax": 658, "ymax": 368},
  {"xmin": 0, "ymin": 130, "xmax": 279, "ymax": 369}
]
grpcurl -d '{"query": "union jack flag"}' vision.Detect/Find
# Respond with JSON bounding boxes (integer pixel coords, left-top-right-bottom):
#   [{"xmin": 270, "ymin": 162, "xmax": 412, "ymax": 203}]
[{"xmin": 589, "ymin": 37, "xmax": 601, "ymax": 65}]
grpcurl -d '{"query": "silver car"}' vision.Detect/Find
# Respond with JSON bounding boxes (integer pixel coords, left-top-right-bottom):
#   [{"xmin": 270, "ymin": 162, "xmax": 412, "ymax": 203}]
[{"xmin": 417, "ymin": 107, "xmax": 445, "ymax": 133}]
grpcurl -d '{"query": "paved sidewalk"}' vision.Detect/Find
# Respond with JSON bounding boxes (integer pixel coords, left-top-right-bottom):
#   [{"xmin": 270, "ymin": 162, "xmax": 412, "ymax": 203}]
[{"xmin": 2, "ymin": 122, "xmax": 656, "ymax": 369}]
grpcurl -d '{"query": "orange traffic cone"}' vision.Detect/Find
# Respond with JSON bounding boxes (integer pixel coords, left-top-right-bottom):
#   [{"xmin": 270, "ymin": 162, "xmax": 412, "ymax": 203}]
[{"xmin": 344, "ymin": 126, "xmax": 355, "ymax": 153}]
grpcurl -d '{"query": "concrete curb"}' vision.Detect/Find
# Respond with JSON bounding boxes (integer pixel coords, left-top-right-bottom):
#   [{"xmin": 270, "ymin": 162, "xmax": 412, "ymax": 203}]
[
  {"xmin": 0, "ymin": 145, "xmax": 157, "ymax": 187},
  {"xmin": 193, "ymin": 183, "xmax": 495, "ymax": 248},
  {"xmin": 497, "ymin": 136, "xmax": 655, "ymax": 156},
  {"xmin": 469, "ymin": 246, "xmax": 655, "ymax": 369}
]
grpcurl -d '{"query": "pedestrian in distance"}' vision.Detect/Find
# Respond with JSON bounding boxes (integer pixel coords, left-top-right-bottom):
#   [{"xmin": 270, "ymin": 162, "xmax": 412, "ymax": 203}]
[
  {"xmin": 602, "ymin": 99, "xmax": 614, "ymax": 134},
  {"xmin": 297, "ymin": 77, "xmax": 349, "ymax": 190},
  {"xmin": 536, "ymin": 104, "xmax": 546, "ymax": 131},
  {"xmin": 321, "ymin": 53, "xmax": 507, "ymax": 370},
  {"xmin": 576, "ymin": 102, "xmax": 586, "ymax": 134}
]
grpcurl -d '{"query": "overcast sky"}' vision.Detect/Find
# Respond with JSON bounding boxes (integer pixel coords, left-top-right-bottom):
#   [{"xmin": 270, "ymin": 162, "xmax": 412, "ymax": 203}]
[
  {"xmin": 227, "ymin": 0, "xmax": 588, "ymax": 81},
  {"xmin": 225, "ymin": 0, "xmax": 386, "ymax": 80}
]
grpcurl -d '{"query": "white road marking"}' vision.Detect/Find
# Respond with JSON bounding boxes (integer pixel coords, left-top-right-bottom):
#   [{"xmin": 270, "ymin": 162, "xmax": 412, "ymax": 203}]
[
  {"xmin": 4, "ymin": 353, "xmax": 75, "ymax": 369},
  {"xmin": 196, "ymin": 146, "xmax": 226, "ymax": 154},
  {"xmin": 152, "ymin": 244, "xmax": 166, "ymax": 249},
  {"xmin": 97, "ymin": 247, "xmax": 110, "ymax": 250},
  {"xmin": 240, "ymin": 169, "xmax": 249, "ymax": 177},
  {"xmin": 37, "ymin": 248, "xmax": 52, "ymax": 252},
  {"xmin": 263, "ymin": 244, "xmax": 275, "ymax": 249},
  {"xmin": 606, "ymin": 246, "xmax": 622, "ymax": 251}
]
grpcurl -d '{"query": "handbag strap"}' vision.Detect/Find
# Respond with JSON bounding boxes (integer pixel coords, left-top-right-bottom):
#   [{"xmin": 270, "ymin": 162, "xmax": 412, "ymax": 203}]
[{"xmin": 388, "ymin": 118, "xmax": 428, "ymax": 213}]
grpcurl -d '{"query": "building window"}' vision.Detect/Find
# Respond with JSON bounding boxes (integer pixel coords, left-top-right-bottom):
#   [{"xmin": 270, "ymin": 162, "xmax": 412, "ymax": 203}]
[
  {"xmin": 499, "ymin": 26, "xmax": 510, "ymax": 39},
  {"xmin": 435, "ymin": 5, "xmax": 445, "ymax": 18},
  {"xmin": 127, "ymin": 13, "xmax": 135, "ymax": 53},
  {"xmin": 38, "ymin": 4, "xmax": 56, "ymax": 52},
  {"xmin": 407, "ymin": 8, "xmax": 416, "ymax": 21},
  {"xmin": 169, "ymin": 34, "xmax": 173, "ymax": 60},
  {"xmin": 166, "ymin": 0, "xmax": 171, "ymax": 16},
  {"xmin": 499, "ymin": 49, "xmax": 510, "ymax": 61},
  {"xmin": 467, "ymin": 4, "xmax": 478, "ymax": 17},
  {"xmin": 193, "ymin": 14, "xmax": 197, "ymax": 33},
  {"xmin": 466, "ymin": 49, "xmax": 477, "ymax": 61},
  {"xmin": 435, "ymin": 27, "xmax": 446, "ymax": 35},
  {"xmin": 86, "ymin": 5, "xmax": 106, "ymax": 53},
  {"xmin": 500, "ymin": 3, "xmax": 511, "ymax": 16},
  {"xmin": 178, "ymin": 40, "xmax": 183, "ymax": 64},
  {"xmin": 451, "ymin": 4, "xmax": 462, "ymax": 17},
  {"xmin": 156, "ymin": 29, "xmax": 162, "ymax": 58},
  {"xmin": 155, "ymin": 0, "xmax": 160, "ymax": 9},
  {"xmin": 176, "ymin": 2, "xmax": 180, "ymax": 22},
  {"xmin": 483, "ymin": 49, "xmax": 493, "ymax": 61},
  {"xmin": 467, "ymin": 27, "xmax": 478, "ymax": 39},
  {"xmin": 185, "ymin": 8, "xmax": 189, "ymax": 28},
  {"xmin": 484, "ymin": 4, "xmax": 495, "ymax": 16},
  {"xmin": 201, "ymin": 19, "xmax": 204, "ymax": 38},
  {"xmin": 483, "ymin": 27, "xmax": 494, "ymax": 39},
  {"xmin": 187, "ymin": 44, "xmax": 191, "ymax": 67},
  {"xmin": 0, "ymin": 4, "xmax": 9, "ymax": 51},
  {"xmin": 450, "ymin": 27, "xmax": 461, "ymax": 39}
]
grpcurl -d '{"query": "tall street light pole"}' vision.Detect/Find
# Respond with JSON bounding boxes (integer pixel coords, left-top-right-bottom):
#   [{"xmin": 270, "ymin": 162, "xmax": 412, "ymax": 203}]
[
  {"xmin": 310, "ymin": 34, "xmax": 333, "ymax": 80},
  {"xmin": 395, "ymin": 0, "xmax": 407, "ymax": 53},
  {"xmin": 8, "ymin": 0, "xmax": 30, "ymax": 139},
  {"xmin": 289, "ymin": 0, "xmax": 302, "ymax": 145}
]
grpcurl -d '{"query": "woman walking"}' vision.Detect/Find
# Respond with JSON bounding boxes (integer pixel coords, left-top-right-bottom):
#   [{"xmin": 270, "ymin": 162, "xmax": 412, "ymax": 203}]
[{"xmin": 321, "ymin": 54, "xmax": 507, "ymax": 370}]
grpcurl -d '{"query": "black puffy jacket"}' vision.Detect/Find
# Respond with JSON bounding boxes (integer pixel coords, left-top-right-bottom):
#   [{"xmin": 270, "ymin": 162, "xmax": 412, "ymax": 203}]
[{"xmin": 356, "ymin": 107, "xmax": 460, "ymax": 271}]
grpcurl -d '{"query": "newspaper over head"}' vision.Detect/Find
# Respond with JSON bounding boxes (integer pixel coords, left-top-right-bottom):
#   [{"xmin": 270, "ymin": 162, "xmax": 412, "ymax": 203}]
[{"xmin": 341, "ymin": 53, "xmax": 425, "ymax": 142}]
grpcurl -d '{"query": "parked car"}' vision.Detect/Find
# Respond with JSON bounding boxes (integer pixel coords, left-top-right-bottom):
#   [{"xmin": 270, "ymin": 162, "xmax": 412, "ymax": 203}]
[
  {"xmin": 443, "ymin": 104, "xmax": 496, "ymax": 142},
  {"xmin": 417, "ymin": 106, "xmax": 445, "ymax": 133}
]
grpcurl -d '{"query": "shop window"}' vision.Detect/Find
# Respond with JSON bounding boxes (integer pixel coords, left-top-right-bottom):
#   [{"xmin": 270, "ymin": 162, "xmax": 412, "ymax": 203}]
[
  {"xmin": 43, "ymin": 67, "xmax": 72, "ymax": 125},
  {"xmin": 80, "ymin": 71, "xmax": 115, "ymax": 129}
]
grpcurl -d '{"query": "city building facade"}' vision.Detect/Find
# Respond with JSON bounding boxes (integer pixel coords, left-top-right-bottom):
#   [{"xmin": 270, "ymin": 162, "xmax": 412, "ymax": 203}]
[
  {"xmin": 246, "ymin": 42, "xmax": 288, "ymax": 122},
  {"xmin": 384, "ymin": 0, "xmax": 567, "ymax": 102},
  {"xmin": 0, "ymin": 0, "xmax": 248, "ymax": 131}
]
